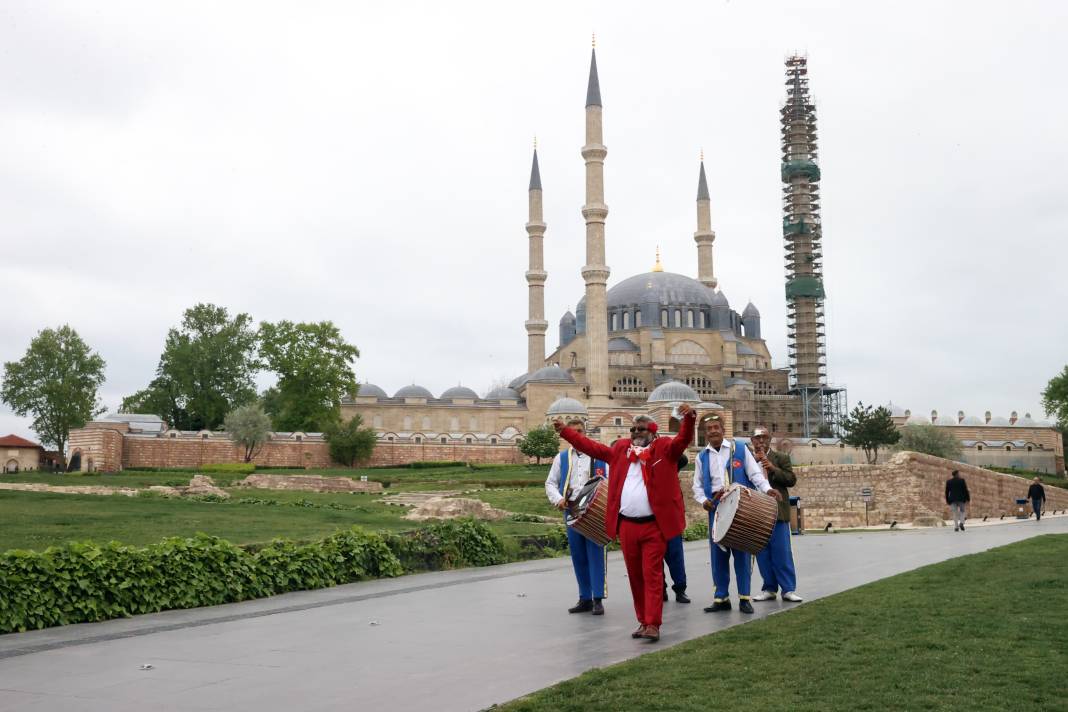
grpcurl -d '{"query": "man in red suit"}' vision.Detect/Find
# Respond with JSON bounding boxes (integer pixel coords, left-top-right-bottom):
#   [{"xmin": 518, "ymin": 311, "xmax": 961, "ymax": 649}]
[{"xmin": 553, "ymin": 404, "xmax": 695, "ymax": 643}]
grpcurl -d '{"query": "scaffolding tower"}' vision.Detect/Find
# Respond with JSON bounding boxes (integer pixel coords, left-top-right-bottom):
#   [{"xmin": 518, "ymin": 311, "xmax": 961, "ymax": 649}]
[{"xmin": 780, "ymin": 55, "xmax": 845, "ymax": 436}]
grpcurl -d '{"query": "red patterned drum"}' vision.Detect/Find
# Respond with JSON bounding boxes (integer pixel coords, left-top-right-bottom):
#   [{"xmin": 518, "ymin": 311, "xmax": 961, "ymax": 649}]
[{"xmin": 565, "ymin": 478, "xmax": 612, "ymax": 546}]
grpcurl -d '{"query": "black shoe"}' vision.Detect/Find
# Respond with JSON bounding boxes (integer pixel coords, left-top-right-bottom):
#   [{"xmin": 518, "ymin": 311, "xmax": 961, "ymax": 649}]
[
  {"xmin": 662, "ymin": 583, "xmax": 669, "ymax": 602},
  {"xmin": 703, "ymin": 600, "xmax": 732, "ymax": 613},
  {"xmin": 960, "ymin": 524, "xmax": 965, "ymax": 531},
  {"xmin": 592, "ymin": 599, "xmax": 604, "ymax": 616},
  {"xmin": 672, "ymin": 585, "xmax": 691, "ymax": 604},
  {"xmin": 568, "ymin": 599, "xmax": 593, "ymax": 614},
  {"xmin": 739, "ymin": 599, "xmax": 754, "ymax": 614}
]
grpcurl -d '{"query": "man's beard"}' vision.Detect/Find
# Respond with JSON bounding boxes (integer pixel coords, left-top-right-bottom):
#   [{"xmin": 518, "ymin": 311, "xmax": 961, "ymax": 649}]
[{"xmin": 632, "ymin": 433, "xmax": 653, "ymax": 447}]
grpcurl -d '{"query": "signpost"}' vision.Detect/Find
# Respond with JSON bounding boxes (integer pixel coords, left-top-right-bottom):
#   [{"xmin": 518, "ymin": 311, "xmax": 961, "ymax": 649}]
[{"xmin": 861, "ymin": 487, "xmax": 874, "ymax": 527}]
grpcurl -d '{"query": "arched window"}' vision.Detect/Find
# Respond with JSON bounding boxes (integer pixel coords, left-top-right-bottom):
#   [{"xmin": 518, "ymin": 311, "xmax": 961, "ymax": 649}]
[
  {"xmin": 414, "ymin": 436, "xmax": 422, "ymax": 444},
  {"xmin": 612, "ymin": 377, "xmax": 648, "ymax": 396},
  {"xmin": 611, "ymin": 313, "xmax": 617, "ymax": 331},
  {"xmin": 490, "ymin": 437, "xmax": 498, "ymax": 444},
  {"xmin": 636, "ymin": 311, "xmax": 642, "ymax": 328},
  {"xmin": 403, "ymin": 416, "xmax": 412, "ymax": 431},
  {"xmin": 699, "ymin": 311, "xmax": 706, "ymax": 329},
  {"xmin": 668, "ymin": 340, "xmax": 711, "ymax": 365},
  {"xmin": 623, "ymin": 312, "xmax": 630, "ymax": 330},
  {"xmin": 661, "ymin": 310, "xmax": 668, "ymax": 327},
  {"xmin": 674, "ymin": 310, "xmax": 682, "ymax": 328},
  {"xmin": 683, "ymin": 376, "xmax": 716, "ymax": 399},
  {"xmin": 469, "ymin": 416, "xmax": 478, "ymax": 430},
  {"xmin": 373, "ymin": 415, "xmax": 383, "ymax": 428},
  {"xmin": 687, "ymin": 311, "xmax": 694, "ymax": 328},
  {"xmin": 422, "ymin": 416, "xmax": 432, "ymax": 430},
  {"xmin": 450, "ymin": 417, "xmax": 459, "ymax": 431},
  {"xmin": 441, "ymin": 436, "xmax": 448, "ymax": 444}
]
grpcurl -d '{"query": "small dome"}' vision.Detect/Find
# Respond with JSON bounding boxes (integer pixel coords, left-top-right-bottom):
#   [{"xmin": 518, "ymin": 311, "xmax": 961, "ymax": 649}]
[
  {"xmin": 742, "ymin": 301, "xmax": 760, "ymax": 318},
  {"xmin": 528, "ymin": 365, "xmax": 575, "ymax": 383},
  {"xmin": 485, "ymin": 386, "xmax": 521, "ymax": 401},
  {"xmin": 560, "ymin": 311, "xmax": 576, "ymax": 324},
  {"xmin": 905, "ymin": 414, "xmax": 931, "ymax": 426},
  {"xmin": 607, "ymin": 337, "xmax": 639, "ymax": 352},
  {"xmin": 356, "ymin": 383, "xmax": 387, "ymax": 399},
  {"xmin": 647, "ymin": 381, "xmax": 700, "ymax": 403},
  {"xmin": 935, "ymin": 415, "xmax": 958, "ymax": 426},
  {"xmin": 546, "ymin": 397, "xmax": 588, "ymax": 416},
  {"xmin": 440, "ymin": 385, "xmax": 478, "ymax": 400},
  {"xmin": 394, "ymin": 384, "xmax": 434, "ymax": 399},
  {"xmin": 508, "ymin": 373, "xmax": 530, "ymax": 389},
  {"xmin": 988, "ymin": 416, "xmax": 1011, "ymax": 426},
  {"xmin": 886, "ymin": 402, "xmax": 907, "ymax": 417},
  {"xmin": 961, "ymin": 415, "xmax": 984, "ymax": 426}
]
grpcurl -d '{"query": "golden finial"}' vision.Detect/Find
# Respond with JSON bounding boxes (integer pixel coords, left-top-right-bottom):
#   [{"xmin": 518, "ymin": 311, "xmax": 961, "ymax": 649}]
[
  {"xmin": 700, "ymin": 147, "xmax": 704, "ymax": 162},
  {"xmin": 533, "ymin": 135, "xmax": 537, "ymax": 150},
  {"xmin": 592, "ymin": 32, "xmax": 596, "ymax": 48},
  {"xmin": 652, "ymin": 246, "xmax": 664, "ymax": 272}
]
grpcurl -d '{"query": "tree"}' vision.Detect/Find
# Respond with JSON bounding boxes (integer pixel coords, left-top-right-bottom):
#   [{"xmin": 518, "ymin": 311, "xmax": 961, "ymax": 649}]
[
  {"xmin": 895, "ymin": 424, "xmax": 963, "ymax": 461},
  {"xmin": 1042, "ymin": 366, "xmax": 1068, "ymax": 431},
  {"xmin": 1, "ymin": 325, "xmax": 106, "ymax": 456},
  {"xmin": 324, "ymin": 415, "xmax": 378, "ymax": 467},
  {"xmin": 840, "ymin": 402, "xmax": 900, "ymax": 464},
  {"xmin": 258, "ymin": 320, "xmax": 359, "ymax": 432},
  {"xmin": 122, "ymin": 304, "xmax": 260, "ymax": 430},
  {"xmin": 518, "ymin": 424, "xmax": 560, "ymax": 465},
  {"xmin": 224, "ymin": 403, "xmax": 272, "ymax": 462}
]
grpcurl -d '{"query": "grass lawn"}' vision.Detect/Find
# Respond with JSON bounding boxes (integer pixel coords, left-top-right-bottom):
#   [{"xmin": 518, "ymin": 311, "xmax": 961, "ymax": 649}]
[
  {"xmin": 467, "ymin": 487, "xmax": 560, "ymax": 519},
  {"xmin": 499, "ymin": 534, "xmax": 1068, "ymax": 712}
]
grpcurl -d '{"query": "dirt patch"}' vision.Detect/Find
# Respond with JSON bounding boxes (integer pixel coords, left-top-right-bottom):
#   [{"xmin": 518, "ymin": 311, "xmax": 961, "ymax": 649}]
[{"xmin": 233, "ymin": 474, "xmax": 383, "ymax": 493}]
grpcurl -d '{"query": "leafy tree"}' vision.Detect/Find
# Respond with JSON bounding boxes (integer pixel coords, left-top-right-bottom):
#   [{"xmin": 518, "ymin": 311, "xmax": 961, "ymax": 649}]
[
  {"xmin": 518, "ymin": 424, "xmax": 560, "ymax": 465},
  {"xmin": 122, "ymin": 304, "xmax": 260, "ymax": 430},
  {"xmin": 258, "ymin": 320, "xmax": 359, "ymax": 432},
  {"xmin": 895, "ymin": 424, "xmax": 963, "ymax": 461},
  {"xmin": 1, "ymin": 325, "xmax": 106, "ymax": 455},
  {"xmin": 324, "ymin": 415, "xmax": 378, "ymax": 467},
  {"xmin": 224, "ymin": 403, "xmax": 272, "ymax": 462},
  {"xmin": 1042, "ymin": 366, "xmax": 1068, "ymax": 430},
  {"xmin": 840, "ymin": 402, "xmax": 900, "ymax": 464}
]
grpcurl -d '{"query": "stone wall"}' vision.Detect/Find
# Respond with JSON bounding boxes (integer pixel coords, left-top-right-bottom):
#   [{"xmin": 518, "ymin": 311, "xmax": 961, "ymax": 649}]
[
  {"xmin": 2, "ymin": 448, "xmax": 41, "ymax": 473},
  {"xmin": 123, "ymin": 436, "xmax": 333, "ymax": 470},
  {"xmin": 792, "ymin": 451, "xmax": 1068, "ymax": 528},
  {"xmin": 68, "ymin": 426, "xmax": 124, "ymax": 472}
]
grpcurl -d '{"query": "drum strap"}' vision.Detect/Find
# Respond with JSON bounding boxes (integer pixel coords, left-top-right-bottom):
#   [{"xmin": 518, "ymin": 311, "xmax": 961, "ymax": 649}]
[{"xmin": 559, "ymin": 448, "xmax": 573, "ymax": 496}]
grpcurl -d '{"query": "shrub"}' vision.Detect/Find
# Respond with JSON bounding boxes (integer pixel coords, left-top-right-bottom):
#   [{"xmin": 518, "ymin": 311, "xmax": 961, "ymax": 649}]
[
  {"xmin": 408, "ymin": 460, "xmax": 467, "ymax": 469},
  {"xmin": 683, "ymin": 519, "xmax": 709, "ymax": 541},
  {"xmin": 200, "ymin": 463, "xmax": 256, "ymax": 474},
  {"xmin": 385, "ymin": 519, "xmax": 506, "ymax": 572},
  {"xmin": 894, "ymin": 424, "xmax": 963, "ymax": 461},
  {"xmin": 0, "ymin": 528, "xmax": 401, "ymax": 634}
]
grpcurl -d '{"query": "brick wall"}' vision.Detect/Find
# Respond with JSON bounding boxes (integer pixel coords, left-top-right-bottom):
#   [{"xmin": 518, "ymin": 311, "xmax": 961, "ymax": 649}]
[
  {"xmin": 792, "ymin": 451, "xmax": 1068, "ymax": 528},
  {"xmin": 124, "ymin": 437, "xmax": 333, "ymax": 470}
]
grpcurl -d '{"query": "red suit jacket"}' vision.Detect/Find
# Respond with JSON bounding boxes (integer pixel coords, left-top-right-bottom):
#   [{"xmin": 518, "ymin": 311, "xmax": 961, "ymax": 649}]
[{"xmin": 560, "ymin": 412, "xmax": 695, "ymax": 541}]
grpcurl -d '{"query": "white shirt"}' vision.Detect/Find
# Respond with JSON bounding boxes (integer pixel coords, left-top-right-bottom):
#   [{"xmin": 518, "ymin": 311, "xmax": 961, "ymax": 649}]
[
  {"xmin": 545, "ymin": 449, "xmax": 605, "ymax": 505},
  {"xmin": 692, "ymin": 440, "xmax": 772, "ymax": 505},
  {"xmin": 619, "ymin": 460, "xmax": 654, "ymax": 517}
]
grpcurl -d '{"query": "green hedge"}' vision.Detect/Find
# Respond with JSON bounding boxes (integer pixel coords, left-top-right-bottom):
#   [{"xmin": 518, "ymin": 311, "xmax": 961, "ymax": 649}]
[
  {"xmin": 385, "ymin": 519, "xmax": 507, "ymax": 572},
  {"xmin": 0, "ymin": 527, "xmax": 402, "ymax": 634}
]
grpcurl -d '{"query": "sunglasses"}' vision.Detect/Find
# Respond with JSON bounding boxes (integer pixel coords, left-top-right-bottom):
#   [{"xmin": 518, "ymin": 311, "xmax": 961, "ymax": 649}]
[{"xmin": 629, "ymin": 426, "xmax": 649, "ymax": 433}]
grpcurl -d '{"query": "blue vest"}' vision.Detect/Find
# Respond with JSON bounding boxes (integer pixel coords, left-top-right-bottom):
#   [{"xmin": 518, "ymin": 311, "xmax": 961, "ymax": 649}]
[
  {"xmin": 559, "ymin": 449, "xmax": 608, "ymax": 494},
  {"xmin": 700, "ymin": 440, "xmax": 754, "ymax": 500}
]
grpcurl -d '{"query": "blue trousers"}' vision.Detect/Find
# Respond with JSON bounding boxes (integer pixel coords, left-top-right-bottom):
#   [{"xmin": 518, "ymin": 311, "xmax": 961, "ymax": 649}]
[
  {"xmin": 756, "ymin": 521, "xmax": 797, "ymax": 594},
  {"xmin": 567, "ymin": 526, "xmax": 606, "ymax": 599},
  {"xmin": 710, "ymin": 514, "xmax": 752, "ymax": 600},
  {"xmin": 1032, "ymin": 498, "xmax": 1043, "ymax": 521},
  {"xmin": 664, "ymin": 535, "xmax": 686, "ymax": 588}
]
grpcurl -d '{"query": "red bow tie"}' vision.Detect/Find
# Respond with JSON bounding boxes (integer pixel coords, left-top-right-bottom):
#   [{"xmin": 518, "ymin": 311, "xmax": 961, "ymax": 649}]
[{"xmin": 628, "ymin": 445, "xmax": 651, "ymax": 463}]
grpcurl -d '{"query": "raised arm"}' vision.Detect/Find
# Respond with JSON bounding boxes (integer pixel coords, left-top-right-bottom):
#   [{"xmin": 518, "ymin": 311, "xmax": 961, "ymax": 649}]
[
  {"xmin": 768, "ymin": 451, "xmax": 797, "ymax": 488},
  {"xmin": 555, "ymin": 422, "xmax": 614, "ymax": 462},
  {"xmin": 667, "ymin": 408, "xmax": 697, "ymax": 461}
]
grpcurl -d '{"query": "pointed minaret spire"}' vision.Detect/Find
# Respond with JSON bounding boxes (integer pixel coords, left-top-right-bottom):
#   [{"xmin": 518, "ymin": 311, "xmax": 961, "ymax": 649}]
[
  {"xmin": 581, "ymin": 42, "xmax": 610, "ymax": 401},
  {"xmin": 586, "ymin": 47, "xmax": 602, "ymax": 108},
  {"xmin": 525, "ymin": 143, "xmax": 548, "ymax": 373},
  {"xmin": 694, "ymin": 153, "xmax": 717, "ymax": 289}
]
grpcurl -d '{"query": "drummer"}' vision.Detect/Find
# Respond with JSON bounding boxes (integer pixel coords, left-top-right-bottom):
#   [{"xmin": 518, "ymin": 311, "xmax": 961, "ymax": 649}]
[
  {"xmin": 545, "ymin": 418, "xmax": 609, "ymax": 615},
  {"xmin": 692, "ymin": 413, "xmax": 780, "ymax": 615}
]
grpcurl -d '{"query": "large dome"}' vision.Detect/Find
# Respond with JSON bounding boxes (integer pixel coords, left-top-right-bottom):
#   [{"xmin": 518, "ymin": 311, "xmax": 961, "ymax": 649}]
[
  {"xmin": 606, "ymin": 271, "xmax": 716, "ymax": 309},
  {"xmin": 394, "ymin": 384, "xmax": 434, "ymax": 399},
  {"xmin": 356, "ymin": 383, "xmax": 387, "ymax": 399},
  {"xmin": 528, "ymin": 365, "xmax": 576, "ymax": 383}
]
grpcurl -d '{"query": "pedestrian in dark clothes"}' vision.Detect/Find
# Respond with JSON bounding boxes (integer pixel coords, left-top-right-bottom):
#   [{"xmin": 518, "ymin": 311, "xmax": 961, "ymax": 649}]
[
  {"xmin": 945, "ymin": 470, "xmax": 970, "ymax": 531},
  {"xmin": 1028, "ymin": 477, "xmax": 1046, "ymax": 521}
]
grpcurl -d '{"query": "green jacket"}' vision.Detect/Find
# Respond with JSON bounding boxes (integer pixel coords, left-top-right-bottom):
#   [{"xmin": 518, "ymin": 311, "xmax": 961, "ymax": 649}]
[{"xmin": 763, "ymin": 449, "xmax": 796, "ymax": 522}]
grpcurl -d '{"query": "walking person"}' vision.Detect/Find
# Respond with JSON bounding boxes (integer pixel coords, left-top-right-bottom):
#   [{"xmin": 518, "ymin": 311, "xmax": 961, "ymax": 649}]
[
  {"xmin": 663, "ymin": 454, "xmax": 691, "ymax": 605},
  {"xmin": 1028, "ymin": 477, "xmax": 1046, "ymax": 521},
  {"xmin": 945, "ymin": 469, "xmax": 970, "ymax": 531}
]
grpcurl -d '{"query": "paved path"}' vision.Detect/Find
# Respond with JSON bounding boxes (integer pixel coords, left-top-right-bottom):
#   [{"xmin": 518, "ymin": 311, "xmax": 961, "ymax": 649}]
[{"xmin": 1, "ymin": 516, "xmax": 1065, "ymax": 711}]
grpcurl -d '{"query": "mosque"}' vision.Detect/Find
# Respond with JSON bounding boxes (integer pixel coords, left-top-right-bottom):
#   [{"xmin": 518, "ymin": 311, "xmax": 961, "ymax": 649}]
[{"xmin": 341, "ymin": 48, "xmax": 807, "ymax": 449}]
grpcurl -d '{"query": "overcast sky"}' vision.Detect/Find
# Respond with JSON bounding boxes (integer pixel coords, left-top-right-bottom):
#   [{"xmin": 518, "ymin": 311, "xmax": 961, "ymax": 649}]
[{"xmin": 2, "ymin": 0, "xmax": 1066, "ymax": 442}]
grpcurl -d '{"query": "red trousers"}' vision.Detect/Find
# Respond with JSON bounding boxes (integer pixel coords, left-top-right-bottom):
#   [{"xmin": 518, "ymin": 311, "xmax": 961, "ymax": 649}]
[{"xmin": 618, "ymin": 519, "xmax": 667, "ymax": 627}]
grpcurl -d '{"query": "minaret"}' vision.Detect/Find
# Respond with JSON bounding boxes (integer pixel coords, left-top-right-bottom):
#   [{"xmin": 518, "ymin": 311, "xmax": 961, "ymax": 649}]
[
  {"xmin": 525, "ymin": 143, "xmax": 548, "ymax": 373},
  {"xmin": 581, "ymin": 42, "xmax": 611, "ymax": 401},
  {"xmin": 694, "ymin": 153, "xmax": 717, "ymax": 289}
]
